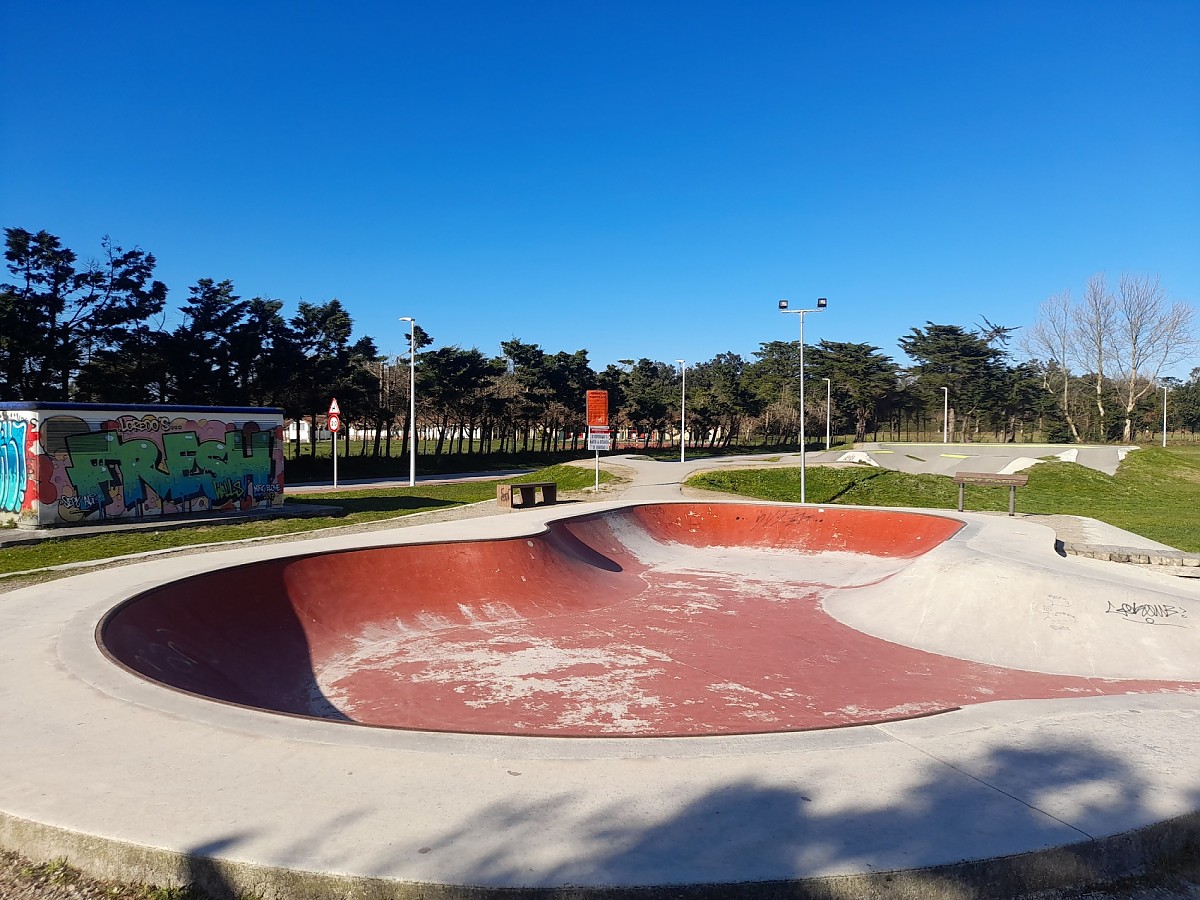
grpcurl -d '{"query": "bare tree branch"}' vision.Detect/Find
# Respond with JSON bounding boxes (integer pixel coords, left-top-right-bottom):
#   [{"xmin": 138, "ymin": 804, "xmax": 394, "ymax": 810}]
[
  {"xmin": 1112, "ymin": 273, "xmax": 1198, "ymax": 441},
  {"xmin": 1020, "ymin": 290, "xmax": 1079, "ymax": 441}
]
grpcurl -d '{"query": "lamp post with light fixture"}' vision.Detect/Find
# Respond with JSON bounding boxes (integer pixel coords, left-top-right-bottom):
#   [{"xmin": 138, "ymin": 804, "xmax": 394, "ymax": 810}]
[
  {"xmin": 778, "ymin": 297, "xmax": 827, "ymax": 503},
  {"xmin": 676, "ymin": 359, "xmax": 686, "ymax": 463},
  {"xmin": 942, "ymin": 386, "xmax": 949, "ymax": 444},
  {"xmin": 399, "ymin": 316, "xmax": 417, "ymax": 487},
  {"xmin": 1163, "ymin": 384, "xmax": 1169, "ymax": 449},
  {"xmin": 823, "ymin": 377, "xmax": 832, "ymax": 451}
]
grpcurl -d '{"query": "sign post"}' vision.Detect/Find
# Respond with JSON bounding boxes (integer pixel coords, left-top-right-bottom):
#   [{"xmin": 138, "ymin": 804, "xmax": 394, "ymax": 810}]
[
  {"xmin": 586, "ymin": 390, "xmax": 610, "ymax": 492},
  {"xmin": 328, "ymin": 398, "xmax": 342, "ymax": 488}
]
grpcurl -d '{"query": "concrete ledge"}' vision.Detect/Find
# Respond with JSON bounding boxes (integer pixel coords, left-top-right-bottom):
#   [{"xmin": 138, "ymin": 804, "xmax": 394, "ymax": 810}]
[
  {"xmin": 4, "ymin": 807, "xmax": 1198, "ymax": 900},
  {"xmin": 1059, "ymin": 541, "xmax": 1200, "ymax": 568}
]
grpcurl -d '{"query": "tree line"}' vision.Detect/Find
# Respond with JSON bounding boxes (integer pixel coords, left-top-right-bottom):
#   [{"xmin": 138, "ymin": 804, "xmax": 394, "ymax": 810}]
[{"xmin": 3, "ymin": 227, "xmax": 1198, "ymax": 462}]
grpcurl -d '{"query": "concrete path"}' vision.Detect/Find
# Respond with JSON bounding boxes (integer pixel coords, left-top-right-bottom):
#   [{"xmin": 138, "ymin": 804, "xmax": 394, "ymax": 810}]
[
  {"xmin": 847, "ymin": 442, "xmax": 1135, "ymax": 477},
  {"xmin": 2, "ymin": 448, "xmax": 1198, "ymax": 898}
]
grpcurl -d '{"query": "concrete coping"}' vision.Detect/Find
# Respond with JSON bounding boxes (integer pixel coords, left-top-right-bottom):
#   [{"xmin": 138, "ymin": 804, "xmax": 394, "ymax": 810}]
[{"xmin": 1059, "ymin": 542, "xmax": 1200, "ymax": 567}]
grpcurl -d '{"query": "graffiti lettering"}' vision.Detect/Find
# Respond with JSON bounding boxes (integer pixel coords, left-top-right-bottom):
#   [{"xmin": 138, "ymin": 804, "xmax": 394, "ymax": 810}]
[
  {"xmin": 64, "ymin": 428, "xmax": 278, "ymax": 517},
  {"xmin": 1105, "ymin": 601, "xmax": 1189, "ymax": 627},
  {"xmin": 117, "ymin": 414, "xmax": 175, "ymax": 434},
  {"xmin": 252, "ymin": 482, "xmax": 282, "ymax": 501},
  {"xmin": 1, "ymin": 418, "xmax": 29, "ymax": 513},
  {"xmin": 57, "ymin": 493, "xmax": 104, "ymax": 512}
]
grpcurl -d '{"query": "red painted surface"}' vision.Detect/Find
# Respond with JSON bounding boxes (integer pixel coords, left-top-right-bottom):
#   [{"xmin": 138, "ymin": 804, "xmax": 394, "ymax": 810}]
[{"xmin": 100, "ymin": 504, "xmax": 1197, "ymax": 737}]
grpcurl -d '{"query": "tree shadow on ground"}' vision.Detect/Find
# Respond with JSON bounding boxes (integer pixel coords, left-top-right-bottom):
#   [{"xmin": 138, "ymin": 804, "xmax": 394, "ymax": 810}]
[
  {"xmin": 418, "ymin": 735, "xmax": 1200, "ymax": 899},
  {"xmin": 159, "ymin": 729, "xmax": 1200, "ymax": 899}
]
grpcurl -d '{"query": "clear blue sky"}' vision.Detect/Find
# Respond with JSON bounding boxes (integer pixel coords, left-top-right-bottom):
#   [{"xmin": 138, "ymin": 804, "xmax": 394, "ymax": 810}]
[{"xmin": 3, "ymin": 1, "xmax": 1197, "ymax": 373}]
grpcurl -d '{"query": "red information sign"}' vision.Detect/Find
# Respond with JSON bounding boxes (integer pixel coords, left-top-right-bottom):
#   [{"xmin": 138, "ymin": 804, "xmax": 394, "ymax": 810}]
[{"xmin": 586, "ymin": 390, "xmax": 609, "ymax": 427}]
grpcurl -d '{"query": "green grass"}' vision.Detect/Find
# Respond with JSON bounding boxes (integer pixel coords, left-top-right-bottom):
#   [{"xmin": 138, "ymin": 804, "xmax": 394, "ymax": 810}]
[
  {"xmin": 0, "ymin": 465, "xmax": 613, "ymax": 577},
  {"xmin": 507, "ymin": 463, "xmax": 610, "ymax": 492},
  {"xmin": 5, "ymin": 848, "xmax": 259, "ymax": 900},
  {"xmin": 687, "ymin": 446, "xmax": 1200, "ymax": 552}
]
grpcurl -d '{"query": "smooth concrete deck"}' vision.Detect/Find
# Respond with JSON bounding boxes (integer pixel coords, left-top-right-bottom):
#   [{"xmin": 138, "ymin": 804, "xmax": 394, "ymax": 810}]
[{"xmin": 2, "ymin": 456, "xmax": 1200, "ymax": 897}]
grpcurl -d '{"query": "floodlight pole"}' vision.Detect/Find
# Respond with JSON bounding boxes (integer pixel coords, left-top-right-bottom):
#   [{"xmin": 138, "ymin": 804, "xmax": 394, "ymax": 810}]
[
  {"xmin": 823, "ymin": 377, "xmax": 832, "ymax": 451},
  {"xmin": 942, "ymin": 387, "xmax": 949, "ymax": 444},
  {"xmin": 676, "ymin": 359, "xmax": 687, "ymax": 463},
  {"xmin": 400, "ymin": 316, "xmax": 417, "ymax": 487},
  {"xmin": 778, "ymin": 298, "xmax": 827, "ymax": 503},
  {"xmin": 1163, "ymin": 384, "xmax": 1169, "ymax": 449}
]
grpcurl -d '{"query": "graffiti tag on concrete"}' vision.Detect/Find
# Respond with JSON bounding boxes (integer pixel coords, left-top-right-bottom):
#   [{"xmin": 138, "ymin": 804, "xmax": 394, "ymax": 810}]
[
  {"xmin": 1039, "ymin": 594, "xmax": 1075, "ymax": 632},
  {"xmin": 1105, "ymin": 600, "xmax": 1189, "ymax": 627}
]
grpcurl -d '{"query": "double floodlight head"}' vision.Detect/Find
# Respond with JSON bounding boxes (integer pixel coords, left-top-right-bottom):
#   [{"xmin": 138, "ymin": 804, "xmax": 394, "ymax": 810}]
[{"xmin": 778, "ymin": 297, "xmax": 829, "ymax": 311}]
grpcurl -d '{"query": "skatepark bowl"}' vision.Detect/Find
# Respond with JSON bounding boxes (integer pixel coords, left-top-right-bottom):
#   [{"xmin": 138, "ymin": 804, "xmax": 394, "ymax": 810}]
[
  {"xmin": 6, "ymin": 499, "xmax": 1200, "ymax": 898},
  {"xmin": 98, "ymin": 503, "xmax": 1197, "ymax": 737}
]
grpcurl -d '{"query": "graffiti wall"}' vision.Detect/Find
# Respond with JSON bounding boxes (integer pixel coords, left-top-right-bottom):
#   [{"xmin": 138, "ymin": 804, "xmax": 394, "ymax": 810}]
[
  {"xmin": 1, "ymin": 410, "xmax": 35, "ymax": 519},
  {"xmin": 0, "ymin": 404, "xmax": 285, "ymax": 527}
]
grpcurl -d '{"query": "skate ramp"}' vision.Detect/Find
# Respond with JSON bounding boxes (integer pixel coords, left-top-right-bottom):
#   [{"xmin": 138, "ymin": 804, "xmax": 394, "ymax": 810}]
[
  {"xmin": 823, "ymin": 518, "xmax": 1200, "ymax": 681},
  {"xmin": 99, "ymin": 503, "xmax": 1198, "ymax": 737}
]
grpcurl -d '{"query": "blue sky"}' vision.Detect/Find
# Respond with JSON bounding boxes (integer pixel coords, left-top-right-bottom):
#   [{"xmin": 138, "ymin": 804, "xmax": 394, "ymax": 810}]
[{"xmin": 2, "ymin": 2, "xmax": 1197, "ymax": 373}]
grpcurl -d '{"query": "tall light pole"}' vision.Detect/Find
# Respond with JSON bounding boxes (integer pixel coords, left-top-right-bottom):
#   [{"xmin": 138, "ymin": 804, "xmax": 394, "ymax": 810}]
[
  {"xmin": 942, "ymin": 386, "xmax": 949, "ymax": 444},
  {"xmin": 676, "ymin": 359, "xmax": 687, "ymax": 463},
  {"xmin": 823, "ymin": 377, "xmax": 832, "ymax": 451},
  {"xmin": 399, "ymin": 316, "xmax": 417, "ymax": 487},
  {"xmin": 1163, "ymin": 384, "xmax": 1169, "ymax": 449},
  {"xmin": 778, "ymin": 297, "xmax": 827, "ymax": 503}
]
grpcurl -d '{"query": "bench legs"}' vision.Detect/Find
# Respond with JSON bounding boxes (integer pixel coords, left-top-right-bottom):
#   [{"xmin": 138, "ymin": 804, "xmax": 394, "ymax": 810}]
[
  {"xmin": 497, "ymin": 484, "xmax": 558, "ymax": 509},
  {"xmin": 956, "ymin": 483, "xmax": 1019, "ymax": 516}
]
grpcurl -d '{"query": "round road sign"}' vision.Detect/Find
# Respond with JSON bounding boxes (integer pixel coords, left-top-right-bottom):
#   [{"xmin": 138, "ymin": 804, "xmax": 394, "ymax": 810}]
[{"xmin": 328, "ymin": 414, "xmax": 341, "ymax": 433}]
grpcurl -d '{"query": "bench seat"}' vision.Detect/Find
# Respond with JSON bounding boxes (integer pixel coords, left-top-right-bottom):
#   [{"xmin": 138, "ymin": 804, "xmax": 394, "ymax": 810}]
[{"xmin": 953, "ymin": 471, "xmax": 1029, "ymax": 516}]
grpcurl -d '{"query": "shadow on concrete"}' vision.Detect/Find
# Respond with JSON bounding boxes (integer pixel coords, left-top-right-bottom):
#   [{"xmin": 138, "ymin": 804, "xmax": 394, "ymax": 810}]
[
  {"xmin": 140, "ymin": 727, "xmax": 1200, "ymax": 899},
  {"xmin": 150, "ymin": 732, "xmax": 1200, "ymax": 898},
  {"xmin": 183, "ymin": 836, "xmax": 244, "ymax": 900},
  {"xmin": 100, "ymin": 563, "xmax": 355, "ymax": 723},
  {"xmin": 405, "ymin": 736, "xmax": 1200, "ymax": 899}
]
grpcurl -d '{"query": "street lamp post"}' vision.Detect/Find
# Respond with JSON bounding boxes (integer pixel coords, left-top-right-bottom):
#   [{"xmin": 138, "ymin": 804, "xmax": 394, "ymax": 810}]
[
  {"xmin": 942, "ymin": 387, "xmax": 949, "ymax": 444},
  {"xmin": 676, "ymin": 359, "xmax": 687, "ymax": 463},
  {"xmin": 823, "ymin": 377, "xmax": 832, "ymax": 451},
  {"xmin": 1163, "ymin": 384, "xmax": 1169, "ymax": 449},
  {"xmin": 778, "ymin": 297, "xmax": 827, "ymax": 503},
  {"xmin": 399, "ymin": 316, "xmax": 417, "ymax": 487}
]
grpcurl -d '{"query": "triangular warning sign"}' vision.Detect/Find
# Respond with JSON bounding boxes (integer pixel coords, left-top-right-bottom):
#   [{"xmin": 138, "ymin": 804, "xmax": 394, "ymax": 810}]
[{"xmin": 328, "ymin": 398, "xmax": 341, "ymax": 416}]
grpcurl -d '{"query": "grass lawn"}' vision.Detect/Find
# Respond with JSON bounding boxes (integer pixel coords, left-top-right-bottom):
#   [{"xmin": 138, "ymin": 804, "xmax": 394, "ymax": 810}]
[
  {"xmin": 0, "ymin": 464, "xmax": 612, "ymax": 577},
  {"xmin": 686, "ymin": 445, "xmax": 1200, "ymax": 553}
]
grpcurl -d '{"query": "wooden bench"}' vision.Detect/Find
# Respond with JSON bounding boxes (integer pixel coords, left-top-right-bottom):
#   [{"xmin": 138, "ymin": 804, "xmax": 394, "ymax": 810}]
[
  {"xmin": 953, "ymin": 471, "xmax": 1029, "ymax": 516},
  {"xmin": 497, "ymin": 481, "xmax": 557, "ymax": 509}
]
